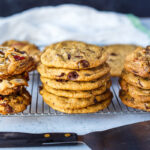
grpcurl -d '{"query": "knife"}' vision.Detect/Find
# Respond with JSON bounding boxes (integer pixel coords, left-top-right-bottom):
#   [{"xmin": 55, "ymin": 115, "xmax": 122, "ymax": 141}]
[{"xmin": 1, "ymin": 120, "xmax": 150, "ymax": 150}]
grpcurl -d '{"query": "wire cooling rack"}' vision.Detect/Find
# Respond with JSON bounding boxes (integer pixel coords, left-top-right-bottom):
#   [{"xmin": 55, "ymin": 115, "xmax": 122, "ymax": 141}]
[{"xmin": 1, "ymin": 70, "xmax": 148, "ymax": 117}]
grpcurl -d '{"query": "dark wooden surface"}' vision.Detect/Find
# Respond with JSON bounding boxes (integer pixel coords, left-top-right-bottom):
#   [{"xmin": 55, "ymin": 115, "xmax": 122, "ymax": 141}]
[{"xmin": 0, "ymin": 0, "xmax": 149, "ymax": 17}]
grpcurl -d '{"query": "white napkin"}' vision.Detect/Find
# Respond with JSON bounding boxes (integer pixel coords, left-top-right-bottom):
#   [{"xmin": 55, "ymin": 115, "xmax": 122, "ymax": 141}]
[{"xmin": 0, "ymin": 4, "xmax": 149, "ymax": 46}]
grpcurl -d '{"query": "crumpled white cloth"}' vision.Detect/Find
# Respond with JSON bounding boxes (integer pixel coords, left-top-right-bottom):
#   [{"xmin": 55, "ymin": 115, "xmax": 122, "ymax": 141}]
[{"xmin": 0, "ymin": 4, "xmax": 149, "ymax": 46}]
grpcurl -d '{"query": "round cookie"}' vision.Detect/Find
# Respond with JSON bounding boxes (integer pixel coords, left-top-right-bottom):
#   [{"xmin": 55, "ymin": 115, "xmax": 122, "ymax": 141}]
[
  {"xmin": 0, "ymin": 47, "xmax": 34, "ymax": 79},
  {"xmin": 0, "ymin": 72, "xmax": 29, "ymax": 95},
  {"xmin": 120, "ymin": 79, "xmax": 150, "ymax": 102},
  {"xmin": 125, "ymin": 46, "xmax": 150, "ymax": 78},
  {"xmin": 43, "ymin": 96, "xmax": 112, "ymax": 114},
  {"xmin": 41, "ymin": 41, "xmax": 108, "ymax": 69},
  {"xmin": 40, "ymin": 88, "xmax": 112, "ymax": 109},
  {"xmin": 104, "ymin": 44, "xmax": 139, "ymax": 77},
  {"xmin": 119, "ymin": 90, "xmax": 150, "ymax": 112},
  {"xmin": 38, "ymin": 63, "xmax": 110, "ymax": 81},
  {"xmin": 120, "ymin": 79, "xmax": 150, "ymax": 96},
  {"xmin": 121, "ymin": 69, "xmax": 150, "ymax": 89},
  {"xmin": 41, "ymin": 73, "xmax": 110, "ymax": 91},
  {"xmin": 0, "ymin": 88, "xmax": 31, "ymax": 115},
  {"xmin": 43, "ymin": 81, "xmax": 111, "ymax": 98},
  {"xmin": 2, "ymin": 40, "xmax": 41, "ymax": 64}
]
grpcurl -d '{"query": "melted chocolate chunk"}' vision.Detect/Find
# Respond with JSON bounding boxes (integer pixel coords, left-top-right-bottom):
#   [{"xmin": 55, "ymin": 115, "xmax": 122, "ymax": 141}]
[
  {"xmin": 67, "ymin": 71, "xmax": 79, "ymax": 80},
  {"xmin": 56, "ymin": 79, "xmax": 68, "ymax": 82},
  {"xmin": 132, "ymin": 70, "xmax": 138, "ymax": 74},
  {"xmin": 57, "ymin": 73, "xmax": 65, "ymax": 77},
  {"xmin": 5, "ymin": 105, "xmax": 13, "ymax": 113},
  {"xmin": 77, "ymin": 60, "xmax": 89, "ymax": 68},
  {"xmin": 110, "ymin": 53, "xmax": 117, "ymax": 56},
  {"xmin": 67, "ymin": 54, "xmax": 71, "ymax": 60},
  {"xmin": 138, "ymin": 79, "xmax": 143, "ymax": 87},
  {"xmin": 14, "ymin": 48, "xmax": 25, "ymax": 54}
]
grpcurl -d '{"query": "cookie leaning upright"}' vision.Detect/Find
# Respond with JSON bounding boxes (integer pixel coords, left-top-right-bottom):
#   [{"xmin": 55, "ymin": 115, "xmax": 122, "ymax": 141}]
[
  {"xmin": 0, "ymin": 46, "xmax": 34, "ymax": 115},
  {"xmin": 38, "ymin": 41, "xmax": 113, "ymax": 114},
  {"xmin": 119, "ymin": 46, "xmax": 150, "ymax": 111}
]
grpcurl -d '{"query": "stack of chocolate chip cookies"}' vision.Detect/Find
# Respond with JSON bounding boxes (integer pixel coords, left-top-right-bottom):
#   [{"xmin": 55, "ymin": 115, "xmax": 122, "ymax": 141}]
[
  {"xmin": 119, "ymin": 46, "xmax": 150, "ymax": 111},
  {"xmin": 38, "ymin": 41, "xmax": 113, "ymax": 114},
  {"xmin": 0, "ymin": 46, "xmax": 34, "ymax": 115}
]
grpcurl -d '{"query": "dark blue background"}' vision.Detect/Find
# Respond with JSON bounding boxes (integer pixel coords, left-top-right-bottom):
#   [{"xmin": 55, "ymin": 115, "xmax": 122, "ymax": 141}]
[{"xmin": 0, "ymin": 0, "xmax": 149, "ymax": 17}]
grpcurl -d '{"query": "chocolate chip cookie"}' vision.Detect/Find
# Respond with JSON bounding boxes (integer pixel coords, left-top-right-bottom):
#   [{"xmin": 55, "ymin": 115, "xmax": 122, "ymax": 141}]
[
  {"xmin": 41, "ymin": 73, "xmax": 110, "ymax": 91},
  {"xmin": 0, "ymin": 88, "xmax": 31, "ymax": 115},
  {"xmin": 41, "ymin": 41, "xmax": 107, "ymax": 69},
  {"xmin": 38, "ymin": 63, "xmax": 110, "ymax": 81},
  {"xmin": 40, "ymin": 88, "xmax": 112, "ymax": 109},
  {"xmin": 2, "ymin": 40, "xmax": 41, "ymax": 64},
  {"xmin": 104, "ymin": 44, "xmax": 140, "ymax": 77},
  {"xmin": 43, "ymin": 81, "xmax": 111, "ymax": 98},
  {"xmin": 125, "ymin": 46, "xmax": 150, "ymax": 78},
  {"xmin": 120, "ymin": 79, "xmax": 150, "ymax": 102},
  {"xmin": 43, "ymin": 96, "xmax": 112, "ymax": 114},
  {"xmin": 0, "ymin": 72, "xmax": 28, "ymax": 95},
  {"xmin": 119, "ymin": 90, "xmax": 150, "ymax": 111},
  {"xmin": 121, "ymin": 69, "xmax": 150, "ymax": 89},
  {"xmin": 0, "ymin": 47, "xmax": 34, "ymax": 79}
]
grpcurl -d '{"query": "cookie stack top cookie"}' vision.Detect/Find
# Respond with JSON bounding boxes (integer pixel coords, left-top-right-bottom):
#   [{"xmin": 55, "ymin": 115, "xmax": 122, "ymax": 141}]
[
  {"xmin": 41, "ymin": 41, "xmax": 108, "ymax": 69},
  {"xmin": 0, "ymin": 46, "xmax": 34, "ymax": 115},
  {"xmin": 119, "ymin": 46, "xmax": 150, "ymax": 111},
  {"xmin": 38, "ymin": 41, "xmax": 113, "ymax": 114}
]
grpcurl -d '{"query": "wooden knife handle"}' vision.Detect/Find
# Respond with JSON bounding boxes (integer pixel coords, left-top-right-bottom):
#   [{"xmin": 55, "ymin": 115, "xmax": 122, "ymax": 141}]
[{"xmin": 0, "ymin": 132, "xmax": 79, "ymax": 147}]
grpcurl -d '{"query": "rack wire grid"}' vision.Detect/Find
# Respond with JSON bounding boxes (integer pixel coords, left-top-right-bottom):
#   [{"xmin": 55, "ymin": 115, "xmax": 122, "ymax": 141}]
[{"xmin": 1, "ymin": 70, "xmax": 148, "ymax": 117}]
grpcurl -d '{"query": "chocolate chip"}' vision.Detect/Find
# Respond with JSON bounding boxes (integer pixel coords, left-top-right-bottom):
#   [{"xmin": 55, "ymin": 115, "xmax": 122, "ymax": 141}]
[
  {"xmin": 77, "ymin": 60, "xmax": 89, "ymax": 68},
  {"xmin": 132, "ymin": 70, "xmax": 138, "ymax": 74},
  {"xmin": 0, "ymin": 50, "xmax": 4, "ymax": 55},
  {"xmin": 75, "ymin": 56, "xmax": 83, "ymax": 58},
  {"xmin": 57, "ymin": 73, "xmax": 65, "ymax": 77},
  {"xmin": 5, "ymin": 105, "xmax": 13, "ymax": 113},
  {"xmin": 68, "ymin": 54, "xmax": 71, "ymax": 60},
  {"xmin": 56, "ymin": 79, "xmax": 68, "ymax": 82},
  {"xmin": 110, "ymin": 53, "xmax": 117, "ymax": 56},
  {"xmin": 138, "ymin": 79, "xmax": 143, "ymax": 87},
  {"xmin": 14, "ymin": 48, "xmax": 26, "ymax": 54},
  {"xmin": 94, "ymin": 98, "xmax": 98, "ymax": 104},
  {"xmin": 39, "ymin": 86, "xmax": 43, "ymax": 91},
  {"xmin": 145, "ymin": 103, "xmax": 150, "ymax": 109},
  {"xmin": 67, "ymin": 71, "xmax": 79, "ymax": 80}
]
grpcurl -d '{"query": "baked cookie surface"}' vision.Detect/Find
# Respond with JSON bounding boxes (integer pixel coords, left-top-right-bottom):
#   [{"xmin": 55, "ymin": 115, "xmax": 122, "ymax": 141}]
[
  {"xmin": 0, "ymin": 72, "xmax": 28, "ymax": 95},
  {"xmin": 0, "ymin": 47, "xmax": 34, "ymax": 79},
  {"xmin": 2, "ymin": 40, "xmax": 41, "ymax": 64},
  {"xmin": 41, "ymin": 73, "xmax": 110, "ymax": 91},
  {"xmin": 105, "ymin": 44, "xmax": 140, "ymax": 77},
  {"xmin": 0, "ymin": 88, "xmax": 31, "ymax": 115},
  {"xmin": 43, "ymin": 81, "xmax": 111, "ymax": 98},
  {"xmin": 38, "ymin": 63, "xmax": 110, "ymax": 81},
  {"xmin": 41, "ymin": 41, "xmax": 107, "ymax": 69},
  {"xmin": 119, "ymin": 90, "xmax": 150, "ymax": 111},
  {"xmin": 40, "ymin": 88, "xmax": 112, "ymax": 109}
]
